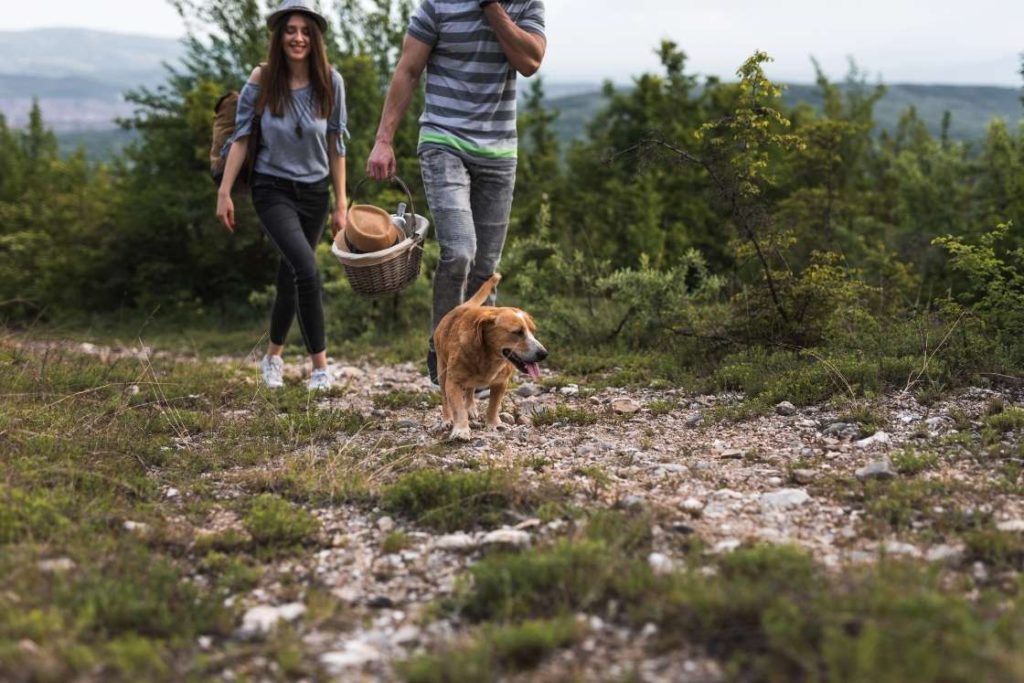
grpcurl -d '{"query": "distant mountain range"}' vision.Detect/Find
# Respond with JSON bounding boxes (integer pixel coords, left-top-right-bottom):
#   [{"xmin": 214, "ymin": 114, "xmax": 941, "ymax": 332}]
[{"xmin": 0, "ymin": 28, "xmax": 1020, "ymax": 158}]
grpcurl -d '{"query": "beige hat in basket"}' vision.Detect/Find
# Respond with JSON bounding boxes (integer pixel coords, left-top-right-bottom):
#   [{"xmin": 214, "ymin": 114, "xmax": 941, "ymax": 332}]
[{"xmin": 341, "ymin": 204, "xmax": 404, "ymax": 253}]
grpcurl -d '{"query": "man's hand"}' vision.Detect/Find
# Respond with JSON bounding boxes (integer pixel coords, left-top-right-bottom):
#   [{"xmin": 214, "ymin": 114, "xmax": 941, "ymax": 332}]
[
  {"xmin": 216, "ymin": 191, "xmax": 236, "ymax": 233},
  {"xmin": 479, "ymin": 0, "xmax": 500, "ymax": 6},
  {"xmin": 367, "ymin": 140, "xmax": 397, "ymax": 180},
  {"xmin": 330, "ymin": 207, "xmax": 347, "ymax": 239}
]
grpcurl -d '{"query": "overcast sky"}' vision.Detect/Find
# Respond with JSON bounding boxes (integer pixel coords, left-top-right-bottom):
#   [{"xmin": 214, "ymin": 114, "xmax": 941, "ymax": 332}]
[{"xmin": 3, "ymin": 0, "xmax": 1022, "ymax": 86}]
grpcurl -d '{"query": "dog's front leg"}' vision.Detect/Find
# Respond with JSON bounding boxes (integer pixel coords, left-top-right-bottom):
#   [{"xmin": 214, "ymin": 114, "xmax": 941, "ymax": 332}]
[
  {"xmin": 485, "ymin": 381, "xmax": 507, "ymax": 429},
  {"xmin": 446, "ymin": 383, "xmax": 471, "ymax": 441},
  {"xmin": 465, "ymin": 388, "xmax": 478, "ymax": 421}
]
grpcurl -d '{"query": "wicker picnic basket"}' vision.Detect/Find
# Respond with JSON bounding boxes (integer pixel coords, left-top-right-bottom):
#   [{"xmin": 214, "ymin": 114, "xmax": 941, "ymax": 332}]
[{"xmin": 331, "ymin": 176, "xmax": 430, "ymax": 298}]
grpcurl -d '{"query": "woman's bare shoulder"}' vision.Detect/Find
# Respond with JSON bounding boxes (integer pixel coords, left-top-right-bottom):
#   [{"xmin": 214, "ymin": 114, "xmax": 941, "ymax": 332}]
[{"xmin": 248, "ymin": 64, "xmax": 266, "ymax": 85}]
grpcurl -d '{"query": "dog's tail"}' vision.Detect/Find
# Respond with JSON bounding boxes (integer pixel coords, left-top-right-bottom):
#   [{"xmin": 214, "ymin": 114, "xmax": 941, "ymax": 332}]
[{"xmin": 465, "ymin": 273, "xmax": 501, "ymax": 307}]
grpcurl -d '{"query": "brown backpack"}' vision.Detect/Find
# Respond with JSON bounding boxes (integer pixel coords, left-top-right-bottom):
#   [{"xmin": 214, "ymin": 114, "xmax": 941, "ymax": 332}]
[{"xmin": 210, "ymin": 85, "xmax": 263, "ymax": 190}]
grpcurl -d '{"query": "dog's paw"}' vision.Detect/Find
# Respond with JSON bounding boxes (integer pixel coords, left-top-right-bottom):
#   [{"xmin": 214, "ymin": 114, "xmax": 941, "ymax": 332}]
[
  {"xmin": 449, "ymin": 425, "xmax": 472, "ymax": 441},
  {"xmin": 486, "ymin": 420, "xmax": 509, "ymax": 431}
]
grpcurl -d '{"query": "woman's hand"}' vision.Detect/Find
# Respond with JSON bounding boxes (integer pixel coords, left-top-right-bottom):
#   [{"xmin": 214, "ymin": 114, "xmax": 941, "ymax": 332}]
[
  {"xmin": 216, "ymin": 191, "xmax": 236, "ymax": 233},
  {"xmin": 330, "ymin": 207, "xmax": 347, "ymax": 239},
  {"xmin": 367, "ymin": 140, "xmax": 396, "ymax": 180}
]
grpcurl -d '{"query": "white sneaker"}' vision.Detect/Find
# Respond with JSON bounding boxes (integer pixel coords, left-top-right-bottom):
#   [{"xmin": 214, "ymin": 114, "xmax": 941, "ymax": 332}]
[
  {"xmin": 260, "ymin": 354, "xmax": 284, "ymax": 389},
  {"xmin": 308, "ymin": 368, "xmax": 333, "ymax": 391}
]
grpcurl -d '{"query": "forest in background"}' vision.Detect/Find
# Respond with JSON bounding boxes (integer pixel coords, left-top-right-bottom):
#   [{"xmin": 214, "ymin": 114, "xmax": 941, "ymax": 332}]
[{"xmin": 1, "ymin": 0, "xmax": 1024, "ymax": 405}]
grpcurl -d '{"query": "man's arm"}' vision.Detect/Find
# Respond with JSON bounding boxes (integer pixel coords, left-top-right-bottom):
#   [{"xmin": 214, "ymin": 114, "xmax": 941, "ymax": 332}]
[
  {"xmin": 483, "ymin": 3, "xmax": 546, "ymax": 77},
  {"xmin": 366, "ymin": 35, "xmax": 432, "ymax": 180}
]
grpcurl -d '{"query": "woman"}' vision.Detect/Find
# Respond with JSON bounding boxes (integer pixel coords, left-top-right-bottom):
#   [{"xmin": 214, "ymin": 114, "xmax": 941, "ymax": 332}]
[{"xmin": 216, "ymin": 0, "xmax": 347, "ymax": 391}]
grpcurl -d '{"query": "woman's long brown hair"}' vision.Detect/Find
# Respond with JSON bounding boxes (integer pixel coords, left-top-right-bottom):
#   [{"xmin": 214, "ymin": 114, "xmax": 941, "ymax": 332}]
[{"xmin": 257, "ymin": 13, "xmax": 333, "ymax": 119}]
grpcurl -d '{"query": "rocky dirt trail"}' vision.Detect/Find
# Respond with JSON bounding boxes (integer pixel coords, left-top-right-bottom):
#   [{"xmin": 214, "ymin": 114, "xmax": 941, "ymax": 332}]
[{"xmin": 33, "ymin": 341, "xmax": 1024, "ymax": 681}]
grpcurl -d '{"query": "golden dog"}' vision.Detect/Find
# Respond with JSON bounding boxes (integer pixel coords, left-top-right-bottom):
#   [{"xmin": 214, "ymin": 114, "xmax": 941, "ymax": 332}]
[{"xmin": 434, "ymin": 273, "xmax": 547, "ymax": 441}]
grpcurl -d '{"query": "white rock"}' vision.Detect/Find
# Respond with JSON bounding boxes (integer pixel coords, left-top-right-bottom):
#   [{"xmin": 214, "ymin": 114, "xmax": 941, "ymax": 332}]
[
  {"xmin": 712, "ymin": 539, "xmax": 741, "ymax": 554},
  {"xmin": 391, "ymin": 625, "xmax": 422, "ymax": 647},
  {"xmin": 320, "ymin": 642, "xmax": 382, "ymax": 672},
  {"xmin": 855, "ymin": 431, "xmax": 892, "ymax": 449},
  {"xmin": 434, "ymin": 533, "xmax": 477, "ymax": 552},
  {"xmin": 855, "ymin": 457, "xmax": 897, "ymax": 481},
  {"xmin": 239, "ymin": 603, "xmax": 306, "ymax": 637},
  {"xmin": 760, "ymin": 489, "xmax": 811, "ymax": 510},
  {"xmin": 559, "ymin": 384, "xmax": 580, "ymax": 396},
  {"xmin": 926, "ymin": 544, "xmax": 965, "ymax": 565},
  {"xmin": 767, "ymin": 476, "xmax": 784, "ymax": 487},
  {"xmin": 880, "ymin": 541, "xmax": 921, "ymax": 558},
  {"xmin": 376, "ymin": 516, "xmax": 396, "ymax": 534},
  {"xmin": 647, "ymin": 552, "xmax": 674, "ymax": 575},
  {"xmin": 123, "ymin": 520, "xmax": 149, "ymax": 533},
  {"xmin": 996, "ymin": 519, "xmax": 1024, "ymax": 533},
  {"xmin": 680, "ymin": 497, "xmax": 704, "ymax": 514},
  {"xmin": 197, "ymin": 636, "xmax": 213, "ymax": 650},
  {"xmin": 482, "ymin": 528, "xmax": 531, "ymax": 549},
  {"xmin": 164, "ymin": 487, "xmax": 180, "ymax": 499}
]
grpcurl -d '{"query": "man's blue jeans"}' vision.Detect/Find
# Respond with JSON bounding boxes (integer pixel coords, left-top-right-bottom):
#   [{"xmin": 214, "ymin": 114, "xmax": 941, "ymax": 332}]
[{"xmin": 419, "ymin": 147, "xmax": 517, "ymax": 351}]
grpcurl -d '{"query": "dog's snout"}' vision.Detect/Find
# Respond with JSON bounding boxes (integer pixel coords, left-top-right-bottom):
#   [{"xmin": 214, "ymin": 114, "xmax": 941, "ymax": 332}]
[{"xmin": 534, "ymin": 347, "xmax": 548, "ymax": 362}]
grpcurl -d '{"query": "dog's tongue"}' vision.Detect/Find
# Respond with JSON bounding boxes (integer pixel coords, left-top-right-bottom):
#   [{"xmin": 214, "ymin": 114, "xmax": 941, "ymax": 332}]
[{"xmin": 524, "ymin": 362, "xmax": 541, "ymax": 379}]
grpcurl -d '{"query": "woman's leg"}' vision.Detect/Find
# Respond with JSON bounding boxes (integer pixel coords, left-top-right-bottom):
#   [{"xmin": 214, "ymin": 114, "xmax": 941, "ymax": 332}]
[
  {"xmin": 253, "ymin": 184, "xmax": 327, "ymax": 360},
  {"xmin": 294, "ymin": 182, "xmax": 331, "ymax": 370}
]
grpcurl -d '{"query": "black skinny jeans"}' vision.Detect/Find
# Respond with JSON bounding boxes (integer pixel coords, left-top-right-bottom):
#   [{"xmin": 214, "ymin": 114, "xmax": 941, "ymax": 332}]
[{"xmin": 251, "ymin": 172, "xmax": 331, "ymax": 355}]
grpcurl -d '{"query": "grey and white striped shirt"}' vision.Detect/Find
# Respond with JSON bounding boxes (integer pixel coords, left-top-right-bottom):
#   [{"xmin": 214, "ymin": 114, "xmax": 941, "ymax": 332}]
[{"xmin": 408, "ymin": 0, "xmax": 545, "ymax": 166}]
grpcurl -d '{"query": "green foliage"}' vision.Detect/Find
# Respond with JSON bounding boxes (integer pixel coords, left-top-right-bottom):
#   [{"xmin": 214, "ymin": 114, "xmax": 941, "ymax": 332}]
[
  {"xmin": 380, "ymin": 469, "xmax": 538, "ymax": 532},
  {"xmin": 243, "ymin": 494, "xmax": 321, "ymax": 550}
]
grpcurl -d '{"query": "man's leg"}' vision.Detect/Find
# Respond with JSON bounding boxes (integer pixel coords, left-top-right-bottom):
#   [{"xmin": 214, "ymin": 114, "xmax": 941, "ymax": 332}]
[
  {"xmin": 420, "ymin": 149, "xmax": 475, "ymax": 383},
  {"xmin": 466, "ymin": 161, "xmax": 517, "ymax": 304}
]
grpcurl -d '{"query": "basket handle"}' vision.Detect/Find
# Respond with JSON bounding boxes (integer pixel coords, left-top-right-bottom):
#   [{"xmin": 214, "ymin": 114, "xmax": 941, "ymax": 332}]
[{"xmin": 350, "ymin": 176, "xmax": 416, "ymax": 229}]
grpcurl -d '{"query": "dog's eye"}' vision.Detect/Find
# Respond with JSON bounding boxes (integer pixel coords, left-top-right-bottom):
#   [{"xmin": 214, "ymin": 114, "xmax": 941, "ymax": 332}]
[{"xmin": 515, "ymin": 328, "xmax": 526, "ymax": 336}]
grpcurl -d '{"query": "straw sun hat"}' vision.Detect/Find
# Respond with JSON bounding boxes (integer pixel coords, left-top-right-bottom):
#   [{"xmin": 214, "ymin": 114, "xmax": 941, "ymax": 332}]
[{"xmin": 339, "ymin": 204, "xmax": 404, "ymax": 254}]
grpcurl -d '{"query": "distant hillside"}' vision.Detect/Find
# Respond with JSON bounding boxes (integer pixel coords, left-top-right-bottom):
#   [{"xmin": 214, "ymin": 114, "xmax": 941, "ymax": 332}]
[
  {"xmin": 544, "ymin": 83, "xmax": 1024, "ymax": 146},
  {"xmin": 0, "ymin": 28, "xmax": 182, "ymax": 89}
]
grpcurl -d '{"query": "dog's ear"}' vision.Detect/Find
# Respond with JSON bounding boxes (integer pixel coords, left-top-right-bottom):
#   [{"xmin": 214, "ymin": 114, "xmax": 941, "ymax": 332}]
[{"xmin": 475, "ymin": 309, "xmax": 499, "ymax": 349}]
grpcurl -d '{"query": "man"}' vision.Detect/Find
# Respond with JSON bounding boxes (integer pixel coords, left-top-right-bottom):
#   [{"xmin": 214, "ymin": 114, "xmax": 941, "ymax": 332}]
[{"xmin": 367, "ymin": 0, "xmax": 546, "ymax": 387}]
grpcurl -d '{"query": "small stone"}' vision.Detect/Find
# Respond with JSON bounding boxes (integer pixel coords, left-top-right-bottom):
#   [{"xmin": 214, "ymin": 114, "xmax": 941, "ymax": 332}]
[
  {"xmin": 712, "ymin": 539, "xmax": 741, "ymax": 554},
  {"xmin": 996, "ymin": 519, "xmax": 1024, "ymax": 533},
  {"xmin": 611, "ymin": 398, "xmax": 642, "ymax": 415},
  {"xmin": 435, "ymin": 532, "xmax": 477, "ymax": 552},
  {"xmin": 775, "ymin": 401, "xmax": 797, "ymax": 416},
  {"xmin": 670, "ymin": 521, "xmax": 696, "ymax": 535},
  {"xmin": 647, "ymin": 552, "xmax": 674, "ymax": 576},
  {"xmin": 767, "ymin": 476, "xmax": 784, "ymax": 487},
  {"xmin": 238, "ymin": 603, "xmax": 306, "ymax": 637},
  {"xmin": 320, "ymin": 642, "xmax": 382, "ymax": 672},
  {"xmin": 618, "ymin": 494, "xmax": 645, "ymax": 510},
  {"xmin": 881, "ymin": 541, "xmax": 921, "ymax": 558},
  {"xmin": 926, "ymin": 544, "xmax": 965, "ymax": 565},
  {"xmin": 760, "ymin": 489, "xmax": 811, "ymax": 510},
  {"xmin": 680, "ymin": 497, "xmax": 704, "ymax": 515},
  {"xmin": 792, "ymin": 469, "xmax": 817, "ymax": 485},
  {"xmin": 164, "ymin": 487, "xmax": 180, "ymax": 499},
  {"xmin": 500, "ymin": 412, "xmax": 515, "ymax": 425},
  {"xmin": 482, "ymin": 528, "xmax": 531, "ymax": 549},
  {"xmin": 197, "ymin": 636, "xmax": 213, "ymax": 650},
  {"xmin": 684, "ymin": 413, "xmax": 703, "ymax": 428},
  {"xmin": 516, "ymin": 384, "xmax": 543, "ymax": 398},
  {"xmin": 391, "ymin": 625, "xmax": 422, "ymax": 646},
  {"xmin": 123, "ymin": 520, "xmax": 149, "ymax": 533},
  {"xmin": 855, "ymin": 457, "xmax": 896, "ymax": 481},
  {"xmin": 396, "ymin": 419, "xmax": 418, "ymax": 429},
  {"xmin": 719, "ymin": 449, "xmax": 744, "ymax": 460},
  {"xmin": 514, "ymin": 518, "xmax": 542, "ymax": 530},
  {"xmin": 560, "ymin": 384, "xmax": 580, "ymax": 396},
  {"xmin": 377, "ymin": 516, "xmax": 396, "ymax": 534},
  {"xmin": 337, "ymin": 366, "xmax": 366, "ymax": 379},
  {"xmin": 824, "ymin": 422, "xmax": 859, "ymax": 440},
  {"xmin": 640, "ymin": 622, "xmax": 659, "ymax": 638},
  {"xmin": 855, "ymin": 431, "xmax": 892, "ymax": 449}
]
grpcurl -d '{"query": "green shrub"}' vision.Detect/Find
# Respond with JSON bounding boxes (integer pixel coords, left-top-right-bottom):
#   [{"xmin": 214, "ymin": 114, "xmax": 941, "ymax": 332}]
[{"xmin": 243, "ymin": 494, "xmax": 321, "ymax": 550}]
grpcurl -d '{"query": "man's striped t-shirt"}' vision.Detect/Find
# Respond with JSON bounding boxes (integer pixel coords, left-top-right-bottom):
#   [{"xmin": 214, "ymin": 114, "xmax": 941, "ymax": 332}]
[{"xmin": 407, "ymin": 0, "xmax": 545, "ymax": 165}]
